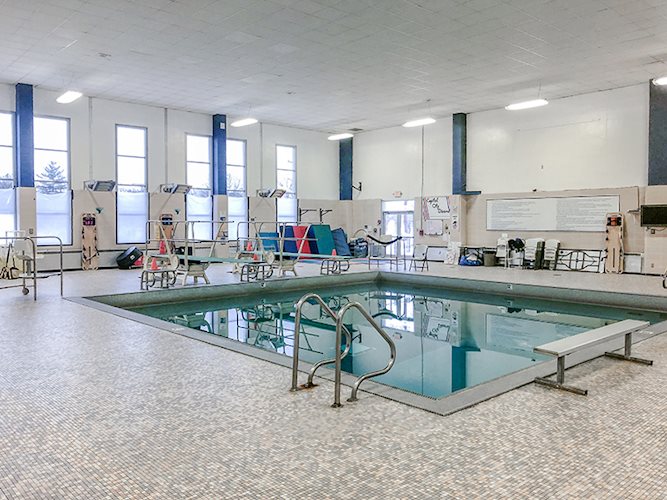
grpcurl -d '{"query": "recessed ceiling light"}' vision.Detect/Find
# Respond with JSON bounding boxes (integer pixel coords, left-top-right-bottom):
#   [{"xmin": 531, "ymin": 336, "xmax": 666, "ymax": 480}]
[
  {"xmin": 402, "ymin": 117, "xmax": 436, "ymax": 128},
  {"xmin": 56, "ymin": 91, "xmax": 83, "ymax": 104},
  {"xmin": 328, "ymin": 133, "xmax": 354, "ymax": 141},
  {"xmin": 505, "ymin": 99, "xmax": 549, "ymax": 111},
  {"xmin": 230, "ymin": 118, "xmax": 258, "ymax": 127},
  {"xmin": 653, "ymin": 77, "xmax": 667, "ymax": 86}
]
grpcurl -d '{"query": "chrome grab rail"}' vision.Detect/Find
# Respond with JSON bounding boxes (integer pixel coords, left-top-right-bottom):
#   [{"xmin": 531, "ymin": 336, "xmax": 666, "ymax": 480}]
[
  {"xmin": 333, "ymin": 302, "xmax": 397, "ymax": 407},
  {"xmin": 291, "ymin": 293, "xmax": 352, "ymax": 392}
]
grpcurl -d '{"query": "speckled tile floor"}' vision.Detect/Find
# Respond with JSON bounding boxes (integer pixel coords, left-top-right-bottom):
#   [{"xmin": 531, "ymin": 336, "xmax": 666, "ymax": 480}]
[{"xmin": 0, "ymin": 264, "xmax": 666, "ymax": 499}]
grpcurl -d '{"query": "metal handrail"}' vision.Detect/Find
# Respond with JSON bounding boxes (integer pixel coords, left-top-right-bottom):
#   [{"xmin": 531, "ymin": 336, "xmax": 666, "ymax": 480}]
[
  {"xmin": 0, "ymin": 235, "xmax": 64, "ymax": 300},
  {"xmin": 291, "ymin": 293, "xmax": 353, "ymax": 392},
  {"xmin": 333, "ymin": 301, "xmax": 397, "ymax": 407}
]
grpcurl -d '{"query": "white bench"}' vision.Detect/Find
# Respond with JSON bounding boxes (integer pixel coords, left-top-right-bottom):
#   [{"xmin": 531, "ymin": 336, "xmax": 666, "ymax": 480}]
[{"xmin": 533, "ymin": 319, "xmax": 652, "ymax": 395}]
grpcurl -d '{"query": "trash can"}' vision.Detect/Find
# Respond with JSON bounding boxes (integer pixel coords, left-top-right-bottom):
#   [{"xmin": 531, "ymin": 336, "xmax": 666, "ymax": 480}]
[{"xmin": 483, "ymin": 250, "xmax": 496, "ymax": 267}]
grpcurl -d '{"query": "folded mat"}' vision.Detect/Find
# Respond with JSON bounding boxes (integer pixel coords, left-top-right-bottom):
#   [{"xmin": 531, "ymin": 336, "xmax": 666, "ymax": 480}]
[
  {"xmin": 292, "ymin": 225, "xmax": 312, "ymax": 257},
  {"xmin": 258, "ymin": 232, "xmax": 280, "ymax": 252},
  {"xmin": 307, "ymin": 224, "xmax": 336, "ymax": 256},
  {"xmin": 331, "ymin": 228, "xmax": 352, "ymax": 256}
]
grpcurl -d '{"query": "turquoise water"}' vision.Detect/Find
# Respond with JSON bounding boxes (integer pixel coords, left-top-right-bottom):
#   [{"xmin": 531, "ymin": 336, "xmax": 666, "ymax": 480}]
[{"xmin": 131, "ymin": 286, "xmax": 666, "ymax": 399}]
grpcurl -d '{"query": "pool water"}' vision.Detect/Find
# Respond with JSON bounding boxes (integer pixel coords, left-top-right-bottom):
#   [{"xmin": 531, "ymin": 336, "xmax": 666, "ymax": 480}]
[{"xmin": 131, "ymin": 285, "xmax": 666, "ymax": 399}]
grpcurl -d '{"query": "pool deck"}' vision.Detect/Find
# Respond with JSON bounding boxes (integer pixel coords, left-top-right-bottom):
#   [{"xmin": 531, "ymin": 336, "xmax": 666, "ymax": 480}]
[{"xmin": 1, "ymin": 262, "xmax": 666, "ymax": 498}]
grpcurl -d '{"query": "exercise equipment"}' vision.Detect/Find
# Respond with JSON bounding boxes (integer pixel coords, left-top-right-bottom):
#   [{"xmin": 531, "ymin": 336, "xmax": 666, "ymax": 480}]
[
  {"xmin": 81, "ymin": 213, "xmax": 99, "ymax": 270},
  {"xmin": 604, "ymin": 212, "xmax": 624, "ymax": 274}
]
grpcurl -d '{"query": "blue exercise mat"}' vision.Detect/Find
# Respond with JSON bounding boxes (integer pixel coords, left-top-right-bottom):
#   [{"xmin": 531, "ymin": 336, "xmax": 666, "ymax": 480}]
[{"xmin": 331, "ymin": 228, "xmax": 352, "ymax": 256}]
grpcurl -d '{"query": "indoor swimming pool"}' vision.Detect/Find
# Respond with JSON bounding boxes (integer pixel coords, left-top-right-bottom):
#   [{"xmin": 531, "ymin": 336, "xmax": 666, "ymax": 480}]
[{"xmin": 108, "ymin": 276, "xmax": 667, "ymax": 401}]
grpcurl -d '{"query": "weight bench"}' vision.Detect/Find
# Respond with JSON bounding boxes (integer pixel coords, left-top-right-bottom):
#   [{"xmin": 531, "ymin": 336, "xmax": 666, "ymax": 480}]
[{"xmin": 533, "ymin": 319, "xmax": 652, "ymax": 396}]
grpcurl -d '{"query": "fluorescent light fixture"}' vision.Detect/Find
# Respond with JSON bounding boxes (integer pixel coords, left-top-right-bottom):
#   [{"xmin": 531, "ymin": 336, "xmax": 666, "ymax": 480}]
[
  {"xmin": 230, "ymin": 118, "xmax": 258, "ymax": 127},
  {"xmin": 328, "ymin": 133, "xmax": 354, "ymax": 141},
  {"xmin": 653, "ymin": 77, "xmax": 667, "ymax": 86},
  {"xmin": 402, "ymin": 117, "xmax": 436, "ymax": 128},
  {"xmin": 505, "ymin": 98, "xmax": 548, "ymax": 111},
  {"xmin": 56, "ymin": 91, "xmax": 83, "ymax": 104}
]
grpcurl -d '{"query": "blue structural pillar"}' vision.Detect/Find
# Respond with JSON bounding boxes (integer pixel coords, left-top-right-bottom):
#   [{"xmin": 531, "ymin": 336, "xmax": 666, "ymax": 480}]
[
  {"xmin": 15, "ymin": 83, "xmax": 34, "ymax": 187},
  {"xmin": 649, "ymin": 81, "xmax": 667, "ymax": 185},
  {"xmin": 452, "ymin": 112, "xmax": 480, "ymax": 195},
  {"xmin": 339, "ymin": 137, "xmax": 353, "ymax": 200},
  {"xmin": 212, "ymin": 114, "xmax": 227, "ymax": 195}
]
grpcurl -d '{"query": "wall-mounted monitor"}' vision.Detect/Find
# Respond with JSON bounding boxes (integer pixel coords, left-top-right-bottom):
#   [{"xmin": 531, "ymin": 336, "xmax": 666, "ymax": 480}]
[{"xmin": 640, "ymin": 204, "xmax": 667, "ymax": 227}]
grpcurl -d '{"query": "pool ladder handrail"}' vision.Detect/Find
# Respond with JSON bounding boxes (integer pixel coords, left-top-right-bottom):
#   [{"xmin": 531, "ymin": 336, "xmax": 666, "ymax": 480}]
[
  {"xmin": 333, "ymin": 301, "xmax": 397, "ymax": 407},
  {"xmin": 291, "ymin": 293, "xmax": 353, "ymax": 392}
]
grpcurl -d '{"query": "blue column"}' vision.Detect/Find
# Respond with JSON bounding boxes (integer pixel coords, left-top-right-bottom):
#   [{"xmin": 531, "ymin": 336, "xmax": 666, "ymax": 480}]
[
  {"xmin": 649, "ymin": 81, "xmax": 667, "ymax": 185},
  {"xmin": 339, "ymin": 137, "xmax": 353, "ymax": 200},
  {"xmin": 212, "ymin": 114, "xmax": 227, "ymax": 195},
  {"xmin": 15, "ymin": 83, "xmax": 34, "ymax": 188},
  {"xmin": 452, "ymin": 113, "xmax": 480, "ymax": 195}
]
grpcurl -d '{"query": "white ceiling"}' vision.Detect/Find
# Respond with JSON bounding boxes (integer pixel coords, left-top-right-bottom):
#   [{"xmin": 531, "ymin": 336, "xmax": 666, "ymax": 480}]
[{"xmin": 1, "ymin": 0, "xmax": 667, "ymax": 131}]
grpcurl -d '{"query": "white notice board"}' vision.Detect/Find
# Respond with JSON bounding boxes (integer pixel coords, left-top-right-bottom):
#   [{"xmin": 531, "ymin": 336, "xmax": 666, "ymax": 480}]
[{"xmin": 486, "ymin": 195, "xmax": 620, "ymax": 232}]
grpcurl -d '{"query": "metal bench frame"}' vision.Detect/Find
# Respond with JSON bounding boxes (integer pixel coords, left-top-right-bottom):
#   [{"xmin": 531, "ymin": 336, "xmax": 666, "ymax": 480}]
[{"xmin": 534, "ymin": 320, "xmax": 652, "ymax": 396}]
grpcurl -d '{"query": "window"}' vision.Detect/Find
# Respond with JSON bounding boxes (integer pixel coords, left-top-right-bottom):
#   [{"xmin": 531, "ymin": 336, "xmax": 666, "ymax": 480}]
[
  {"xmin": 382, "ymin": 200, "xmax": 414, "ymax": 256},
  {"xmin": 116, "ymin": 125, "xmax": 148, "ymax": 244},
  {"xmin": 34, "ymin": 116, "xmax": 71, "ymax": 245},
  {"xmin": 226, "ymin": 138, "xmax": 247, "ymax": 241},
  {"xmin": 186, "ymin": 134, "xmax": 213, "ymax": 240},
  {"xmin": 0, "ymin": 112, "xmax": 15, "ymax": 237},
  {"xmin": 276, "ymin": 145, "xmax": 296, "ymax": 222}
]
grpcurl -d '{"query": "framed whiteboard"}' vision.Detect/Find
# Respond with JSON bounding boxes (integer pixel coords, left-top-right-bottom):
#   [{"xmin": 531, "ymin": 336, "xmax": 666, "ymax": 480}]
[
  {"xmin": 486, "ymin": 195, "xmax": 620, "ymax": 232},
  {"xmin": 423, "ymin": 196, "xmax": 451, "ymax": 219}
]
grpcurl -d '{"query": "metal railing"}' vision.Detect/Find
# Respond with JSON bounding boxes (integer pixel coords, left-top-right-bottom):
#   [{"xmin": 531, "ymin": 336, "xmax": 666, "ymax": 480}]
[
  {"xmin": 333, "ymin": 302, "xmax": 396, "ymax": 406},
  {"xmin": 291, "ymin": 293, "xmax": 353, "ymax": 392},
  {"xmin": 0, "ymin": 235, "xmax": 64, "ymax": 300}
]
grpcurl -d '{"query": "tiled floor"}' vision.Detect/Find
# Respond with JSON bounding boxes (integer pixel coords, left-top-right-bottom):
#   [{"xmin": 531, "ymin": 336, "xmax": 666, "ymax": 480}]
[{"xmin": 0, "ymin": 263, "xmax": 666, "ymax": 499}]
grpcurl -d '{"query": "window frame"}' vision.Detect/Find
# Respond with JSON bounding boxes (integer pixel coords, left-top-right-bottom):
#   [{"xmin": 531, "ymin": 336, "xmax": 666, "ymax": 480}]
[
  {"xmin": 276, "ymin": 144, "xmax": 297, "ymax": 223},
  {"xmin": 115, "ymin": 124, "xmax": 149, "ymax": 245},
  {"xmin": 226, "ymin": 137, "xmax": 248, "ymax": 240},
  {"xmin": 0, "ymin": 110, "xmax": 16, "ymax": 236},
  {"xmin": 275, "ymin": 143, "xmax": 297, "ymax": 198},
  {"xmin": 33, "ymin": 114, "xmax": 73, "ymax": 246},
  {"xmin": 185, "ymin": 132, "xmax": 213, "ymax": 239}
]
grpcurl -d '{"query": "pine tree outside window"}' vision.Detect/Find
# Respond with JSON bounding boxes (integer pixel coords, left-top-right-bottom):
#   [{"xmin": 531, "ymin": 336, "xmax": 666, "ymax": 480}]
[{"xmin": 34, "ymin": 116, "xmax": 72, "ymax": 245}]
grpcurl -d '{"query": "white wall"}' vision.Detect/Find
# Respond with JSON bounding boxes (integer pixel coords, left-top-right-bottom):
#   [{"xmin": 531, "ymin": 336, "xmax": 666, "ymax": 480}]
[
  {"xmin": 353, "ymin": 119, "xmax": 453, "ymax": 200},
  {"xmin": 1, "ymin": 83, "xmax": 338, "ymax": 259},
  {"xmin": 467, "ymin": 84, "xmax": 649, "ymax": 193},
  {"xmin": 228, "ymin": 121, "xmax": 338, "ymax": 199},
  {"xmin": 0, "ymin": 83, "xmax": 13, "ymax": 112}
]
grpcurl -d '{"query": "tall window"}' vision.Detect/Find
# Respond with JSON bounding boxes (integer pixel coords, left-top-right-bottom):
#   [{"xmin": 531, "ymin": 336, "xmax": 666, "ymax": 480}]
[
  {"xmin": 382, "ymin": 200, "xmax": 414, "ymax": 256},
  {"xmin": 186, "ymin": 134, "xmax": 213, "ymax": 240},
  {"xmin": 227, "ymin": 138, "xmax": 247, "ymax": 241},
  {"xmin": 34, "ymin": 116, "xmax": 71, "ymax": 245},
  {"xmin": 0, "ymin": 112, "xmax": 15, "ymax": 237},
  {"xmin": 276, "ymin": 145, "xmax": 296, "ymax": 222},
  {"xmin": 116, "ymin": 125, "xmax": 148, "ymax": 244}
]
